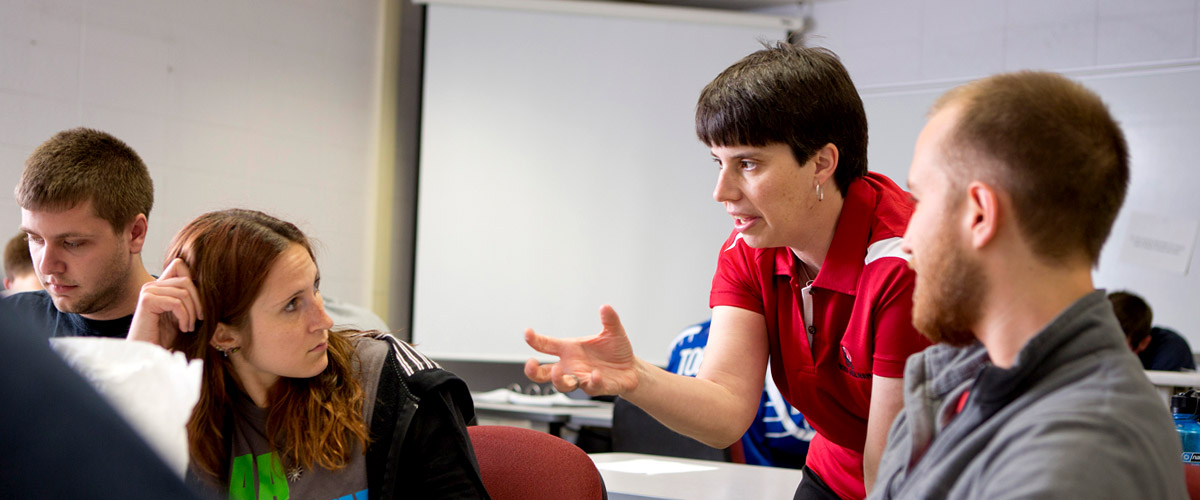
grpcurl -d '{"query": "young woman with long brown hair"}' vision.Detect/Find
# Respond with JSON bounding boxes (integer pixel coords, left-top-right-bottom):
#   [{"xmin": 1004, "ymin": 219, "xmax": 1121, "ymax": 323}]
[{"xmin": 128, "ymin": 209, "xmax": 489, "ymax": 499}]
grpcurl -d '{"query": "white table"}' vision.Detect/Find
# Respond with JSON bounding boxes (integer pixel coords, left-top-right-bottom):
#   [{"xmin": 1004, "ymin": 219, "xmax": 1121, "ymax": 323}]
[
  {"xmin": 473, "ymin": 400, "xmax": 613, "ymax": 436},
  {"xmin": 1146, "ymin": 370, "xmax": 1200, "ymax": 405},
  {"xmin": 590, "ymin": 452, "xmax": 803, "ymax": 500}
]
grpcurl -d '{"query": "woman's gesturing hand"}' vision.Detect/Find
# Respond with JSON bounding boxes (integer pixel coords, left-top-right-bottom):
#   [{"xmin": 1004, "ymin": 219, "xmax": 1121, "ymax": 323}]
[{"xmin": 523, "ymin": 305, "xmax": 640, "ymax": 396}]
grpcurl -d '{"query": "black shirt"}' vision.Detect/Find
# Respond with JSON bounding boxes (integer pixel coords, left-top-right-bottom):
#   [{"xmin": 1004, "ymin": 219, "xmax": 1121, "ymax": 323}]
[{"xmin": 2, "ymin": 290, "xmax": 132, "ymax": 339}]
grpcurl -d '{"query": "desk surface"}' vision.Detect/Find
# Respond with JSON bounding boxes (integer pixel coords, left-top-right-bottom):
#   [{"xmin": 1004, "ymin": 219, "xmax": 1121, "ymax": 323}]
[
  {"xmin": 473, "ymin": 400, "xmax": 614, "ymax": 428},
  {"xmin": 1146, "ymin": 370, "xmax": 1200, "ymax": 388},
  {"xmin": 1145, "ymin": 370, "xmax": 1200, "ymax": 406},
  {"xmin": 590, "ymin": 452, "xmax": 802, "ymax": 500}
]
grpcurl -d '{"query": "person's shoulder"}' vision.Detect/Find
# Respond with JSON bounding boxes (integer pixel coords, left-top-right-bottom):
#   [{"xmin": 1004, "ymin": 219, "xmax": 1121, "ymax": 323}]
[
  {"xmin": 858, "ymin": 238, "xmax": 915, "ymax": 297},
  {"xmin": 1154, "ymin": 326, "xmax": 1191, "ymax": 347},
  {"xmin": 976, "ymin": 390, "xmax": 1184, "ymax": 499},
  {"xmin": 976, "ymin": 357, "xmax": 1178, "ymax": 458},
  {"xmin": 858, "ymin": 171, "xmax": 912, "ymax": 206},
  {"xmin": 3, "ymin": 290, "xmax": 54, "ymax": 309},
  {"xmin": 2, "ymin": 291, "xmax": 59, "ymax": 328},
  {"xmin": 855, "ymin": 172, "xmax": 914, "ymax": 238},
  {"xmin": 1006, "ymin": 351, "xmax": 1169, "ymax": 438},
  {"xmin": 863, "ymin": 237, "xmax": 910, "ymax": 268},
  {"xmin": 350, "ymin": 333, "xmax": 471, "ymax": 415},
  {"xmin": 1146, "ymin": 326, "xmax": 1194, "ymax": 370},
  {"xmin": 349, "ymin": 333, "xmax": 390, "ymax": 370},
  {"xmin": 351, "ymin": 332, "xmax": 448, "ymax": 385}
]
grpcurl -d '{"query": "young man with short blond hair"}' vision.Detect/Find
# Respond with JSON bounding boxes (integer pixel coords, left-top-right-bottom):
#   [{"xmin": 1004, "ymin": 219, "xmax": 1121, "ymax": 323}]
[{"xmin": 6, "ymin": 128, "xmax": 156, "ymax": 338}]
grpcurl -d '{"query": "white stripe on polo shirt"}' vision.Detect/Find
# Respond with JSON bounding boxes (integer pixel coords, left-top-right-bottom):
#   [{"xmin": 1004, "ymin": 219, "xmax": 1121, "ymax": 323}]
[{"xmin": 864, "ymin": 236, "xmax": 910, "ymax": 264}]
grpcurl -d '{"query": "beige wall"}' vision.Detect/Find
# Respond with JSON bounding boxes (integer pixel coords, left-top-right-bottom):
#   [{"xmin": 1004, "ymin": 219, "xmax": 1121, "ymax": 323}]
[{"xmin": 0, "ymin": 0, "xmax": 384, "ymax": 306}]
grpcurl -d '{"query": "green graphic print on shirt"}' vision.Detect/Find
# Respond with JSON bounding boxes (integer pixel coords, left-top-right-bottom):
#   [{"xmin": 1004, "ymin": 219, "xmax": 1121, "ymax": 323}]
[
  {"xmin": 228, "ymin": 452, "xmax": 367, "ymax": 500},
  {"xmin": 230, "ymin": 452, "xmax": 287, "ymax": 500}
]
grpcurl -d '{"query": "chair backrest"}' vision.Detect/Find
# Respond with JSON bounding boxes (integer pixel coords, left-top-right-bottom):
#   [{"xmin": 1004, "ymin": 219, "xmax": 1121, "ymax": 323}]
[
  {"xmin": 1184, "ymin": 462, "xmax": 1200, "ymax": 500},
  {"xmin": 610, "ymin": 397, "xmax": 730, "ymax": 462},
  {"xmin": 468, "ymin": 425, "xmax": 606, "ymax": 500}
]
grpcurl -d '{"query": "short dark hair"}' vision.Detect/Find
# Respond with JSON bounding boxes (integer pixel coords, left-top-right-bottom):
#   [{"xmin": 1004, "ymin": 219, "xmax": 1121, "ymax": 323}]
[
  {"xmin": 3, "ymin": 233, "xmax": 33, "ymax": 279},
  {"xmin": 1108, "ymin": 290, "xmax": 1153, "ymax": 348},
  {"xmin": 695, "ymin": 43, "xmax": 868, "ymax": 195},
  {"xmin": 933, "ymin": 72, "xmax": 1128, "ymax": 265},
  {"xmin": 15, "ymin": 128, "xmax": 153, "ymax": 231}
]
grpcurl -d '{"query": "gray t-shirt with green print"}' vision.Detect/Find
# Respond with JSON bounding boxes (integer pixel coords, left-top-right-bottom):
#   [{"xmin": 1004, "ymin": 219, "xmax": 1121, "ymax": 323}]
[{"xmin": 207, "ymin": 337, "xmax": 388, "ymax": 500}]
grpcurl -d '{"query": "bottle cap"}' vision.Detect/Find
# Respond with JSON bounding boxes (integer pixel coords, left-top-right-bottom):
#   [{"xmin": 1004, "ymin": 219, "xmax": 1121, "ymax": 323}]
[{"xmin": 1172, "ymin": 390, "xmax": 1200, "ymax": 416}]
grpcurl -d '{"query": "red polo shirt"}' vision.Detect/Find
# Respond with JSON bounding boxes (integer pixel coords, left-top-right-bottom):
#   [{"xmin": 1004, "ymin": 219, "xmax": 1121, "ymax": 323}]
[{"xmin": 710, "ymin": 173, "xmax": 929, "ymax": 500}]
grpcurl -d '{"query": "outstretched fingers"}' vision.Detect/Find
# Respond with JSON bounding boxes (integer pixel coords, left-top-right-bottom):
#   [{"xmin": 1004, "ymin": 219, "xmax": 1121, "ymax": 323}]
[
  {"xmin": 524, "ymin": 357, "xmax": 552, "ymax": 383},
  {"xmin": 554, "ymin": 372, "xmax": 581, "ymax": 393},
  {"xmin": 523, "ymin": 312, "xmax": 639, "ymax": 395},
  {"xmin": 524, "ymin": 358, "xmax": 583, "ymax": 392},
  {"xmin": 597, "ymin": 304, "xmax": 626, "ymax": 338},
  {"xmin": 524, "ymin": 327, "xmax": 565, "ymax": 356}
]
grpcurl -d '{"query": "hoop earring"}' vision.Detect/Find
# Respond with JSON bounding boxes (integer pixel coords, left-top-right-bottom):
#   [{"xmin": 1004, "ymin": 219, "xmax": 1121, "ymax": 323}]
[{"xmin": 816, "ymin": 183, "xmax": 824, "ymax": 202}]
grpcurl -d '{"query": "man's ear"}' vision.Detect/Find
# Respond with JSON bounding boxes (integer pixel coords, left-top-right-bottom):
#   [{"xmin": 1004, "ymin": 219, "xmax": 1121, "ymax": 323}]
[
  {"xmin": 811, "ymin": 143, "xmax": 840, "ymax": 186},
  {"xmin": 210, "ymin": 322, "xmax": 241, "ymax": 351},
  {"xmin": 965, "ymin": 181, "xmax": 1000, "ymax": 249},
  {"xmin": 126, "ymin": 214, "xmax": 148, "ymax": 254},
  {"xmin": 1134, "ymin": 334, "xmax": 1153, "ymax": 354},
  {"xmin": 2, "ymin": 277, "xmax": 11, "ymax": 290}
]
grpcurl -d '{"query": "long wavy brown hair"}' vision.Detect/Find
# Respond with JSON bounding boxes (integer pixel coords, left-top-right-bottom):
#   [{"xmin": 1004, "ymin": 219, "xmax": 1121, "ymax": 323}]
[{"xmin": 165, "ymin": 209, "xmax": 369, "ymax": 484}]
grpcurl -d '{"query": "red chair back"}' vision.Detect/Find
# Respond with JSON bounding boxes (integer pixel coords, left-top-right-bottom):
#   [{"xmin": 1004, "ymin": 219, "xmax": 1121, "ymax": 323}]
[
  {"xmin": 1184, "ymin": 463, "xmax": 1200, "ymax": 499},
  {"xmin": 468, "ymin": 425, "xmax": 606, "ymax": 500}
]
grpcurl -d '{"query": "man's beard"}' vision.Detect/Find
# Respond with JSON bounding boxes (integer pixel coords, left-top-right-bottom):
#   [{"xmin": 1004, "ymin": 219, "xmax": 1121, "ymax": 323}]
[
  {"xmin": 911, "ymin": 225, "xmax": 985, "ymax": 347},
  {"xmin": 54, "ymin": 249, "xmax": 131, "ymax": 316}
]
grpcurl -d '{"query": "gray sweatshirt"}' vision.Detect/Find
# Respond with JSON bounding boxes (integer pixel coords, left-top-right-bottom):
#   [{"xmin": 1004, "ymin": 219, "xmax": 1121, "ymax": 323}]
[{"xmin": 870, "ymin": 290, "xmax": 1187, "ymax": 500}]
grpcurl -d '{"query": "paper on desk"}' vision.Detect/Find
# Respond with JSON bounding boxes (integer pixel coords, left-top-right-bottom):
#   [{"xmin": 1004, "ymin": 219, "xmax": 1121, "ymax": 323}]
[
  {"xmin": 472, "ymin": 388, "xmax": 601, "ymax": 407},
  {"xmin": 594, "ymin": 458, "xmax": 719, "ymax": 475}
]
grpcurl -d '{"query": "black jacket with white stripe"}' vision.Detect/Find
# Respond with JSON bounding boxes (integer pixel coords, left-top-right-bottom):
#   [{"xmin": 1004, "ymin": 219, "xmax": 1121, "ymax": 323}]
[{"xmin": 359, "ymin": 332, "xmax": 491, "ymax": 500}]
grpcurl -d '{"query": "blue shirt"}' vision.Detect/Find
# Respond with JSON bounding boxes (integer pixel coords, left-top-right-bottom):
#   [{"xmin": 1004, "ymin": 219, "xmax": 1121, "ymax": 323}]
[
  {"xmin": 1140, "ymin": 326, "xmax": 1195, "ymax": 372},
  {"xmin": 666, "ymin": 319, "xmax": 813, "ymax": 468},
  {"xmin": 2, "ymin": 290, "xmax": 132, "ymax": 339}
]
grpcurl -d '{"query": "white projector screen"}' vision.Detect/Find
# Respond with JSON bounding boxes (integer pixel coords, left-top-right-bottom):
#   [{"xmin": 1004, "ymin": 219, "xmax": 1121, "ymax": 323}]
[{"xmin": 413, "ymin": 3, "xmax": 787, "ymax": 364}]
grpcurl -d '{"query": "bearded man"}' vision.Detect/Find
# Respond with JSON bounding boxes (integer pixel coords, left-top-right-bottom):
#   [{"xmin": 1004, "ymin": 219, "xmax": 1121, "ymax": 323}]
[{"xmin": 868, "ymin": 71, "xmax": 1187, "ymax": 500}]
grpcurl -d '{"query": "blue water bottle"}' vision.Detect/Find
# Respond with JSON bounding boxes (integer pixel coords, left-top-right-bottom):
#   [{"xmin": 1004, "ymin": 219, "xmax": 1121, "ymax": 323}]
[{"xmin": 1172, "ymin": 390, "xmax": 1200, "ymax": 465}]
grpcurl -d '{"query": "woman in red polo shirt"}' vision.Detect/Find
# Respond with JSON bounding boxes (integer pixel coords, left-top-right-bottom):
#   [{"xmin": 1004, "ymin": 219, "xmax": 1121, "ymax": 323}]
[{"xmin": 525, "ymin": 44, "xmax": 929, "ymax": 500}]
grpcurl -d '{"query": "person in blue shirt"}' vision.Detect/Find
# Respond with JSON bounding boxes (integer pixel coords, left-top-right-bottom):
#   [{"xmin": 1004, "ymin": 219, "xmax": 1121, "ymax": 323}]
[
  {"xmin": 667, "ymin": 319, "xmax": 814, "ymax": 468},
  {"xmin": 1108, "ymin": 290, "xmax": 1195, "ymax": 372}
]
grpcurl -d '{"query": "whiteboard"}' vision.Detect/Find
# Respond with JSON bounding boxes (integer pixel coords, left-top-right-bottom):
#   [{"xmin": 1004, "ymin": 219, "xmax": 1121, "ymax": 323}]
[
  {"xmin": 857, "ymin": 61, "xmax": 1200, "ymax": 351},
  {"xmin": 413, "ymin": 4, "xmax": 787, "ymax": 364}
]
